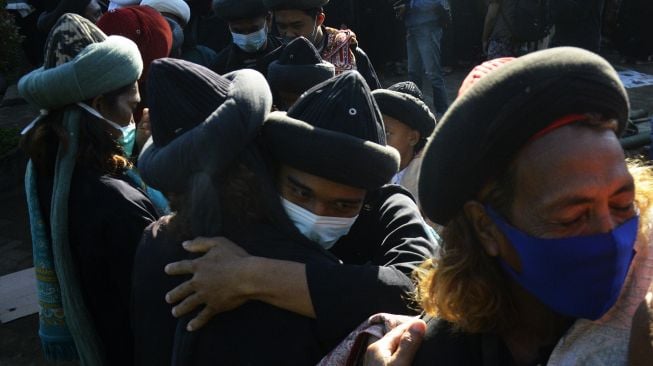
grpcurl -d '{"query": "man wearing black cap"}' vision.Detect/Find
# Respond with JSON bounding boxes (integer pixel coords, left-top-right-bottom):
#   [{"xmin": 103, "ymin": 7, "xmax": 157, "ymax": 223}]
[
  {"xmin": 212, "ymin": 0, "xmax": 283, "ymax": 75},
  {"xmin": 162, "ymin": 71, "xmax": 436, "ymax": 363},
  {"xmin": 365, "ymin": 47, "xmax": 653, "ymax": 365},
  {"xmin": 267, "ymin": 36, "xmax": 335, "ymax": 110},
  {"xmin": 262, "ymin": 0, "xmax": 382, "ymax": 89}
]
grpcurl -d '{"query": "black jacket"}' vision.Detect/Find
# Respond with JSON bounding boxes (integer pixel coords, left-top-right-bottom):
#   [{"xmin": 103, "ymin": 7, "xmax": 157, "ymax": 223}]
[
  {"xmin": 131, "ymin": 159, "xmax": 435, "ymax": 364},
  {"xmin": 39, "ymin": 167, "xmax": 159, "ymax": 365},
  {"xmin": 309, "ymin": 185, "xmax": 436, "ymax": 347},
  {"xmin": 213, "ymin": 35, "xmax": 284, "ymax": 77},
  {"xmin": 412, "ymin": 316, "xmax": 557, "ymax": 366}
]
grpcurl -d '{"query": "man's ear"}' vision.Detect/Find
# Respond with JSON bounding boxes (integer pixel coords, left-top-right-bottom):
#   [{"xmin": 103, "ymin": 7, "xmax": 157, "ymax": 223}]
[
  {"xmin": 463, "ymin": 201, "xmax": 504, "ymax": 257},
  {"xmin": 409, "ymin": 130, "xmax": 420, "ymax": 147},
  {"xmin": 316, "ymin": 12, "xmax": 325, "ymax": 27}
]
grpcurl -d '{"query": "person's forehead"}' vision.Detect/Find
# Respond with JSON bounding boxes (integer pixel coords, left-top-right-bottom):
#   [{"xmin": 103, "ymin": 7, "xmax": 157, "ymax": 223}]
[
  {"xmin": 274, "ymin": 9, "xmax": 311, "ymax": 23},
  {"xmin": 281, "ymin": 165, "xmax": 366, "ymax": 199},
  {"xmin": 382, "ymin": 114, "xmax": 410, "ymax": 130},
  {"xmin": 512, "ymin": 123, "xmax": 629, "ymax": 204},
  {"xmin": 229, "ymin": 16, "xmax": 266, "ymax": 28}
]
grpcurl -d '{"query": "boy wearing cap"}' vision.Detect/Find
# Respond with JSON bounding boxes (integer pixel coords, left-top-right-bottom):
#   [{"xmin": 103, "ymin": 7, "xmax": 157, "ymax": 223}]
[
  {"xmin": 372, "ymin": 82, "xmax": 436, "ymax": 210},
  {"xmin": 263, "ymin": 0, "xmax": 382, "ymax": 89},
  {"xmin": 162, "ymin": 71, "xmax": 436, "ymax": 363},
  {"xmin": 212, "ymin": 0, "xmax": 284, "ymax": 76}
]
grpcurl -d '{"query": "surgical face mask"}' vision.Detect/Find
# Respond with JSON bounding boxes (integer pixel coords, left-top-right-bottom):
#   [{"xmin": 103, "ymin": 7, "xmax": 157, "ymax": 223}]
[
  {"xmin": 77, "ymin": 102, "xmax": 137, "ymax": 157},
  {"xmin": 486, "ymin": 206, "xmax": 639, "ymax": 320},
  {"xmin": 281, "ymin": 197, "xmax": 358, "ymax": 249},
  {"xmin": 231, "ymin": 25, "xmax": 268, "ymax": 53}
]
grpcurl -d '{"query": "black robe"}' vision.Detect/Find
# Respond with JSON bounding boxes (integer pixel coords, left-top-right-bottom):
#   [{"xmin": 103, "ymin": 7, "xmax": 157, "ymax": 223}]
[{"xmin": 38, "ymin": 167, "xmax": 159, "ymax": 365}]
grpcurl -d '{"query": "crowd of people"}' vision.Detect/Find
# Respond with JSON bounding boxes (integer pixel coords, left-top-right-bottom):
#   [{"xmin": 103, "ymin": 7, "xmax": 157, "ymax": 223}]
[{"xmin": 6, "ymin": 0, "xmax": 653, "ymax": 365}]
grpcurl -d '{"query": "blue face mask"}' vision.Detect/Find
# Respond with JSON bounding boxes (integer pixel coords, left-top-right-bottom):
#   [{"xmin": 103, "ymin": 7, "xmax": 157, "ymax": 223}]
[
  {"xmin": 117, "ymin": 122, "xmax": 136, "ymax": 157},
  {"xmin": 77, "ymin": 102, "xmax": 136, "ymax": 157},
  {"xmin": 486, "ymin": 206, "xmax": 638, "ymax": 320},
  {"xmin": 231, "ymin": 25, "xmax": 268, "ymax": 53}
]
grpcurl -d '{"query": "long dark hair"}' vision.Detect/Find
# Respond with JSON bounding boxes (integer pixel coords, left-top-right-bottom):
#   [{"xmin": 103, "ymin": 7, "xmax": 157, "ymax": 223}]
[
  {"xmin": 165, "ymin": 146, "xmax": 277, "ymax": 241},
  {"xmin": 21, "ymin": 83, "xmax": 136, "ymax": 178}
]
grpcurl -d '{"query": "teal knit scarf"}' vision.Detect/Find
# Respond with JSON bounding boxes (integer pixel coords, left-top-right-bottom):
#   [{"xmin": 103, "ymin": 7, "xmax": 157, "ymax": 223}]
[{"xmin": 25, "ymin": 107, "xmax": 105, "ymax": 365}]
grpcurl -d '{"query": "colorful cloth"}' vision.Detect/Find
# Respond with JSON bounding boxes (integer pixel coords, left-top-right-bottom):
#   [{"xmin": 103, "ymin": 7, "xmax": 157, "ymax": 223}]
[
  {"xmin": 321, "ymin": 27, "xmax": 358, "ymax": 75},
  {"xmin": 25, "ymin": 108, "xmax": 106, "ymax": 365},
  {"xmin": 317, "ymin": 313, "xmax": 420, "ymax": 366}
]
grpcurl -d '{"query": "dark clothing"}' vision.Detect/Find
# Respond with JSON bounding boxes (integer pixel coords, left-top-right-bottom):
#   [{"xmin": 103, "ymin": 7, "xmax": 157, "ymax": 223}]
[
  {"xmin": 614, "ymin": 0, "xmax": 653, "ymax": 60},
  {"xmin": 132, "ymin": 181, "xmax": 435, "ymax": 364},
  {"xmin": 412, "ymin": 317, "xmax": 555, "ymax": 366},
  {"xmin": 133, "ymin": 216, "xmax": 340, "ymax": 365},
  {"xmin": 355, "ymin": 0, "xmax": 404, "ymax": 74},
  {"xmin": 310, "ymin": 185, "xmax": 436, "ymax": 346},
  {"xmin": 213, "ymin": 35, "xmax": 283, "ymax": 76},
  {"xmin": 550, "ymin": 0, "xmax": 605, "ymax": 53},
  {"xmin": 38, "ymin": 167, "xmax": 158, "ymax": 365},
  {"xmin": 412, "ymin": 317, "xmax": 515, "ymax": 366}
]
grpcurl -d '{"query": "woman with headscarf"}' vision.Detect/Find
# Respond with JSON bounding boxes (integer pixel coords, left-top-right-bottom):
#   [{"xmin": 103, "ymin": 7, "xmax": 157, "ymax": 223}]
[{"xmin": 19, "ymin": 14, "xmax": 158, "ymax": 365}]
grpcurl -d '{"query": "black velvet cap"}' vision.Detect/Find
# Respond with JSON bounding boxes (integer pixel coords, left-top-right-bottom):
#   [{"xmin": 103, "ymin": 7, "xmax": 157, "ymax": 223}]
[
  {"xmin": 148, "ymin": 58, "xmax": 231, "ymax": 147},
  {"xmin": 263, "ymin": 0, "xmax": 328, "ymax": 10},
  {"xmin": 262, "ymin": 71, "xmax": 399, "ymax": 189},
  {"xmin": 267, "ymin": 36, "xmax": 335, "ymax": 94},
  {"xmin": 373, "ymin": 89, "xmax": 436, "ymax": 138},
  {"xmin": 213, "ymin": 0, "xmax": 268, "ymax": 20},
  {"xmin": 388, "ymin": 81, "xmax": 425, "ymax": 101},
  {"xmin": 419, "ymin": 47, "xmax": 630, "ymax": 225}
]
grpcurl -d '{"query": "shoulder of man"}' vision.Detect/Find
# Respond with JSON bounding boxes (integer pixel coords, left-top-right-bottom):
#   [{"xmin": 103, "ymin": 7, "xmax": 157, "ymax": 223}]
[
  {"xmin": 324, "ymin": 26, "xmax": 359, "ymax": 51},
  {"xmin": 362, "ymin": 184, "xmax": 416, "ymax": 213}
]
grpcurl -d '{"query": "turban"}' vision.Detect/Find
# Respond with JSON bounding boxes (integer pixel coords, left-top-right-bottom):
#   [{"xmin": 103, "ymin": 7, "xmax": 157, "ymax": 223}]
[
  {"xmin": 43, "ymin": 13, "xmax": 107, "ymax": 69},
  {"xmin": 213, "ymin": 0, "xmax": 268, "ymax": 20},
  {"xmin": 97, "ymin": 6, "xmax": 172, "ymax": 82},
  {"xmin": 19, "ymin": 35, "xmax": 143, "ymax": 110},
  {"xmin": 142, "ymin": 0, "xmax": 191, "ymax": 25}
]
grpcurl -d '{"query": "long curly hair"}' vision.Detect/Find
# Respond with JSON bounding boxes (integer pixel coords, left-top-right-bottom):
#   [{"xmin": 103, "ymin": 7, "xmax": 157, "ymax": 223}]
[
  {"xmin": 415, "ymin": 119, "xmax": 653, "ymax": 334},
  {"xmin": 21, "ymin": 83, "xmax": 133, "ymax": 177},
  {"xmin": 21, "ymin": 102, "xmax": 131, "ymax": 179}
]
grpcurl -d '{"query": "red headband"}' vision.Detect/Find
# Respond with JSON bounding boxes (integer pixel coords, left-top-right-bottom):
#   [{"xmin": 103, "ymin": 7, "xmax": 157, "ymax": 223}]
[{"xmin": 528, "ymin": 113, "xmax": 588, "ymax": 143}]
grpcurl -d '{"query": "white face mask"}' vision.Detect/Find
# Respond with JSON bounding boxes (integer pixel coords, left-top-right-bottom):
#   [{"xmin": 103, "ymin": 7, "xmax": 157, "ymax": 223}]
[
  {"xmin": 231, "ymin": 25, "xmax": 268, "ymax": 53},
  {"xmin": 77, "ymin": 102, "xmax": 137, "ymax": 156},
  {"xmin": 281, "ymin": 197, "xmax": 358, "ymax": 249}
]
